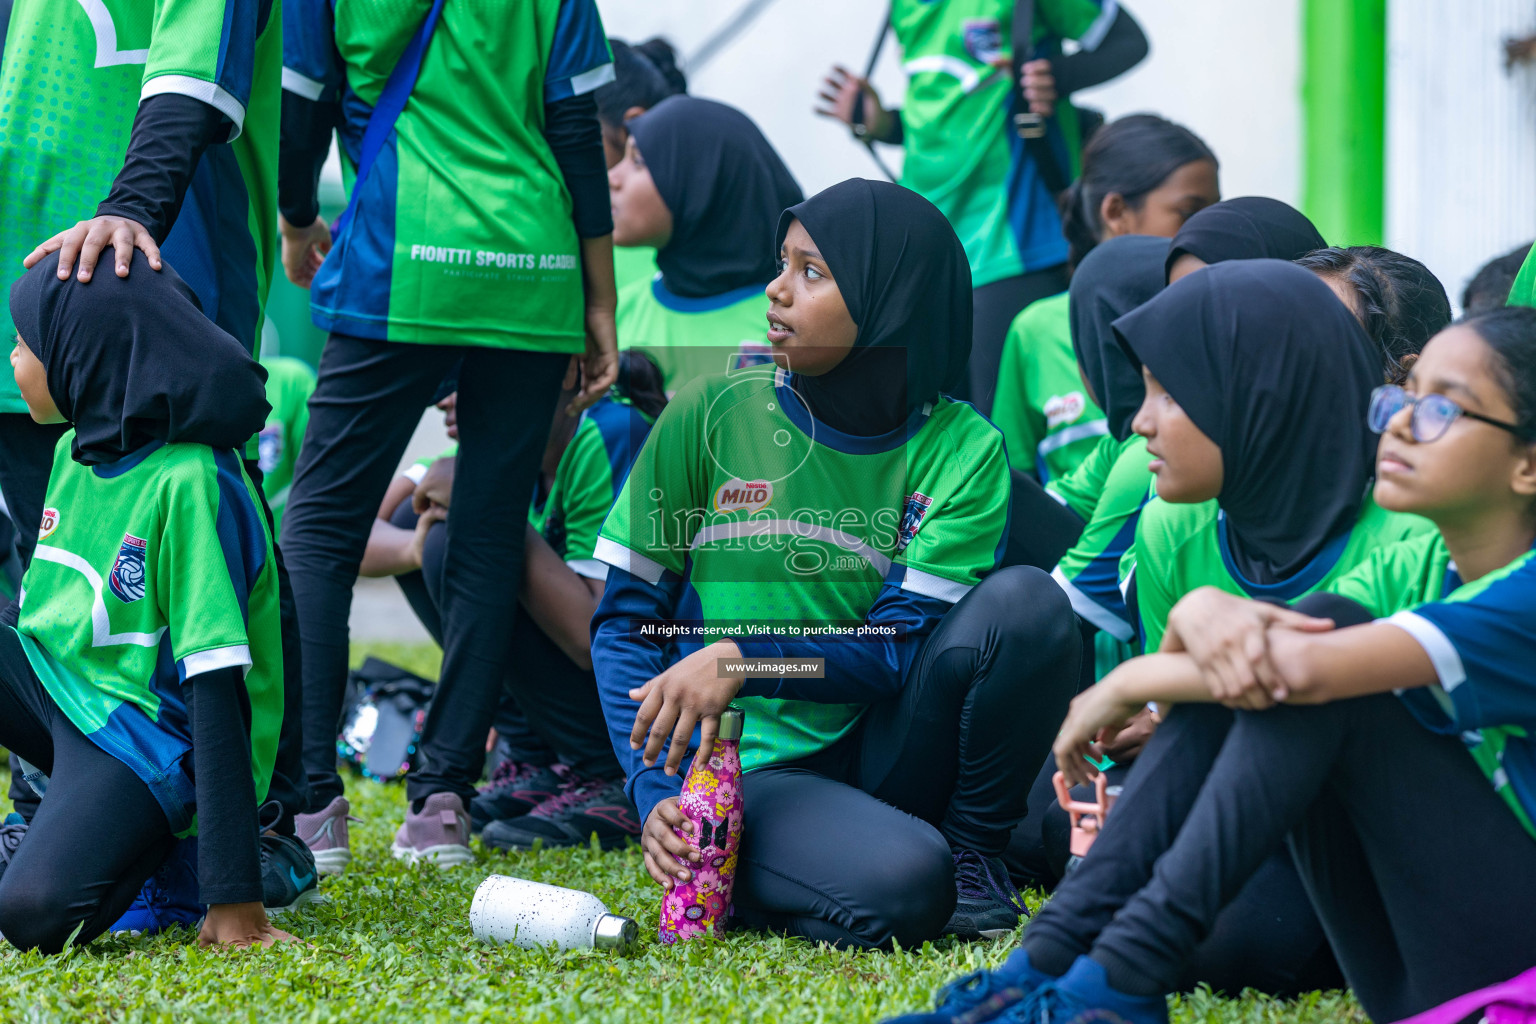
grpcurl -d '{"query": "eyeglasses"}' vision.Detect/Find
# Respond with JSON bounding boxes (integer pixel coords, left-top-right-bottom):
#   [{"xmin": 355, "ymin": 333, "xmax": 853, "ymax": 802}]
[{"xmin": 1368, "ymin": 384, "xmax": 1534, "ymax": 444}]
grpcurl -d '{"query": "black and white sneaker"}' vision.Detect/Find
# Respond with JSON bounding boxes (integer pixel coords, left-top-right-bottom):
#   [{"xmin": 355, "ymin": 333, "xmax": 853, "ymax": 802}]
[
  {"xmin": 480, "ymin": 774, "xmax": 641, "ymax": 852},
  {"xmin": 945, "ymin": 849, "xmax": 1029, "ymax": 940}
]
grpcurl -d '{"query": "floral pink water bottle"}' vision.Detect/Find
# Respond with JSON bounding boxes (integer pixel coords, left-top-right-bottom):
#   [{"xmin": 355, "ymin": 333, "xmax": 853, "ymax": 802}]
[{"xmin": 660, "ymin": 708, "xmax": 745, "ymax": 943}]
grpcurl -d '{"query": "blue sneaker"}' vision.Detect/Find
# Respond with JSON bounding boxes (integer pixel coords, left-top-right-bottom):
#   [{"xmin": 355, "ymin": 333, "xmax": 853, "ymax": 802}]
[
  {"xmin": 0, "ymin": 813, "xmax": 27, "ymax": 883},
  {"xmin": 1007, "ymin": 956, "xmax": 1168, "ymax": 1024},
  {"xmin": 111, "ymin": 837, "xmax": 205, "ymax": 937},
  {"xmin": 260, "ymin": 831, "xmax": 324, "ymax": 915},
  {"xmin": 883, "ymin": 949, "xmax": 1056, "ymax": 1023}
]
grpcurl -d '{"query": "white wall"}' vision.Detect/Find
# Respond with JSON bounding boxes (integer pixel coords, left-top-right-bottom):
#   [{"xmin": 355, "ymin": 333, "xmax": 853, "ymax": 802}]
[
  {"xmin": 1387, "ymin": 0, "xmax": 1536, "ymax": 311},
  {"xmin": 599, "ymin": 0, "xmax": 1302, "ymax": 203}
]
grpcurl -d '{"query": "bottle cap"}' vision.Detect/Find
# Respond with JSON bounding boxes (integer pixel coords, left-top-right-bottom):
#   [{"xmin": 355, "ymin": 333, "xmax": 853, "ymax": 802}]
[
  {"xmin": 717, "ymin": 708, "xmax": 745, "ymax": 742},
  {"xmin": 593, "ymin": 914, "xmax": 638, "ymax": 952}
]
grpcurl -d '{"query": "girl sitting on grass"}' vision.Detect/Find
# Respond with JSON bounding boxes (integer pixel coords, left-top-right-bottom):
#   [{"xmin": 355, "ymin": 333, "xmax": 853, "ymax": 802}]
[
  {"xmin": 593, "ymin": 179, "xmax": 1081, "ymax": 947},
  {"xmin": 0, "ymin": 252, "xmax": 288, "ymax": 952}
]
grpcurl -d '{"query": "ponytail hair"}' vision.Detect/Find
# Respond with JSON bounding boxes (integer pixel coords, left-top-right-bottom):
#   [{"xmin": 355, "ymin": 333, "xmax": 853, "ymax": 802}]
[
  {"xmin": 1294, "ymin": 246, "xmax": 1452, "ymax": 385},
  {"xmin": 596, "ymin": 39, "xmax": 685, "ymax": 131},
  {"xmin": 635, "ymin": 37, "xmax": 688, "ymax": 95},
  {"xmin": 1461, "ymin": 306, "xmax": 1536, "ymax": 440},
  {"xmin": 615, "ymin": 349, "xmax": 669, "ymax": 421},
  {"xmin": 1059, "ymin": 113, "xmax": 1217, "ymax": 269}
]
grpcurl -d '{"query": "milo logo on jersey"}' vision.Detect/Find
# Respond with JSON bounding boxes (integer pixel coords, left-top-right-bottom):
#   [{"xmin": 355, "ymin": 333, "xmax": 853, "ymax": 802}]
[
  {"xmin": 714, "ymin": 479, "xmax": 773, "ymax": 513},
  {"xmin": 731, "ymin": 342, "xmax": 775, "ymax": 371},
  {"xmin": 1044, "ymin": 391, "xmax": 1087, "ymax": 429},
  {"xmin": 38, "ymin": 507, "xmax": 59, "ymax": 540},
  {"xmin": 110, "ymin": 534, "xmax": 149, "ymax": 603},
  {"xmin": 897, "ymin": 492, "xmax": 934, "ymax": 553}
]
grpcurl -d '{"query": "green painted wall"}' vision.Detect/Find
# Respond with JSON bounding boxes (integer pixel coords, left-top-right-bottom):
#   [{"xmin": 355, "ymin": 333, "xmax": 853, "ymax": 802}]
[{"xmin": 1301, "ymin": 0, "xmax": 1387, "ymax": 246}]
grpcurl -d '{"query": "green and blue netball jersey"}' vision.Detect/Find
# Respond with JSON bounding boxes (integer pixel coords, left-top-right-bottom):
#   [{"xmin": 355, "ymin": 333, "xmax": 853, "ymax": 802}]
[
  {"xmin": 1330, "ymin": 533, "xmax": 1536, "ymax": 840},
  {"xmin": 15, "ymin": 433, "xmax": 283, "ymax": 834},
  {"xmin": 597, "ymin": 366, "xmax": 1010, "ymax": 772},
  {"xmin": 1050, "ymin": 434, "xmax": 1152, "ymax": 642},
  {"xmin": 615, "ymin": 275, "xmax": 770, "ymax": 396},
  {"xmin": 257, "ymin": 354, "xmax": 316, "ymax": 531},
  {"xmin": 1133, "ymin": 494, "xmax": 1434, "ymax": 653},
  {"xmin": 892, "ymin": 0, "xmax": 1113, "ymax": 286},
  {"xmin": 0, "ymin": 0, "xmax": 281, "ymax": 414},
  {"xmin": 285, "ymin": 0, "xmax": 613, "ymax": 350},
  {"xmin": 992, "ymin": 292, "xmax": 1108, "ymax": 480},
  {"xmin": 534, "ymin": 396, "xmax": 654, "ymax": 577}
]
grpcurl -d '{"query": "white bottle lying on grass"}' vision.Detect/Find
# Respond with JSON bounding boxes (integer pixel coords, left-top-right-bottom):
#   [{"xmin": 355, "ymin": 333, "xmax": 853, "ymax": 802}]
[{"xmin": 470, "ymin": 875, "xmax": 637, "ymax": 952}]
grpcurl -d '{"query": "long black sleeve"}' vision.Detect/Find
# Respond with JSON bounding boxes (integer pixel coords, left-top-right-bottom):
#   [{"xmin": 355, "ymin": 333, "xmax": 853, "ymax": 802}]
[
  {"xmin": 96, "ymin": 94, "xmax": 230, "ymax": 244},
  {"xmin": 279, "ymin": 89, "xmax": 341, "ymax": 228},
  {"xmin": 187, "ymin": 666, "xmax": 262, "ymax": 906},
  {"xmin": 1052, "ymin": 6, "xmax": 1149, "ymax": 96},
  {"xmin": 543, "ymin": 91, "xmax": 612, "ymax": 239}
]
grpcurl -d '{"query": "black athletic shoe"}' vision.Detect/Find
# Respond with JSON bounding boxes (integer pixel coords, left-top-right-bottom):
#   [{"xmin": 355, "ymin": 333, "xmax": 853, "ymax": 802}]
[
  {"xmin": 0, "ymin": 813, "xmax": 25, "ymax": 885},
  {"xmin": 261, "ymin": 831, "xmax": 324, "ymax": 915},
  {"xmin": 469, "ymin": 761, "xmax": 567, "ymax": 833},
  {"xmin": 480, "ymin": 774, "xmax": 641, "ymax": 852},
  {"xmin": 945, "ymin": 849, "xmax": 1029, "ymax": 940}
]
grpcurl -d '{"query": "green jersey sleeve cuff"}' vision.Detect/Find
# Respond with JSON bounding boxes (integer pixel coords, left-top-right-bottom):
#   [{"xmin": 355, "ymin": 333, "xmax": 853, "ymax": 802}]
[
  {"xmin": 897, "ymin": 567, "xmax": 972, "ymax": 604},
  {"xmin": 281, "ymin": 66, "xmax": 329, "ymax": 101},
  {"xmin": 1051, "ymin": 565, "xmax": 1136, "ymax": 641},
  {"xmin": 566, "ymin": 558, "xmax": 609, "ymax": 581},
  {"xmin": 1078, "ymin": 0, "xmax": 1121, "ymax": 50},
  {"xmin": 1385, "ymin": 610, "xmax": 1466, "ymax": 691},
  {"xmin": 594, "ymin": 536, "xmax": 669, "ymax": 586},
  {"xmin": 142, "ymin": 75, "xmax": 246, "ymax": 141},
  {"xmin": 179, "ymin": 644, "xmax": 253, "ymax": 682}
]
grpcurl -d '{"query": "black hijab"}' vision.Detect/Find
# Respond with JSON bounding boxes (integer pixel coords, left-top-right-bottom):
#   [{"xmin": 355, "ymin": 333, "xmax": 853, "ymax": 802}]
[
  {"xmin": 1112, "ymin": 260, "xmax": 1378, "ymax": 583},
  {"xmin": 629, "ymin": 96, "xmax": 802, "ymax": 299},
  {"xmin": 9, "ymin": 251, "xmax": 270, "ymax": 465},
  {"xmin": 775, "ymin": 179, "xmax": 972, "ymax": 437},
  {"xmin": 1164, "ymin": 197, "xmax": 1326, "ymax": 281},
  {"xmin": 1069, "ymin": 235, "xmax": 1170, "ymax": 442}
]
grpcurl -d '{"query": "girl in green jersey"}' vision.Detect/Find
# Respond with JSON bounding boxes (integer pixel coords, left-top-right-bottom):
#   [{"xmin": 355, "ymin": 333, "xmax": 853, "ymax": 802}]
[
  {"xmin": 0, "ymin": 254, "xmax": 289, "ymax": 952},
  {"xmin": 992, "ymin": 115, "xmax": 1219, "ymax": 483},
  {"xmin": 609, "ymin": 97, "xmax": 803, "ymax": 396},
  {"xmin": 989, "ymin": 311, "xmax": 1536, "ymax": 1024}
]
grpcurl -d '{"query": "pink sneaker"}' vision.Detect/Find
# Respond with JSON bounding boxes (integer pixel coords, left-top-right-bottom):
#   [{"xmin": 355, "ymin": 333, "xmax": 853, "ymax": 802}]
[
  {"xmin": 391, "ymin": 792, "xmax": 475, "ymax": 868},
  {"xmin": 295, "ymin": 795, "xmax": 356, "ymax": 876}
]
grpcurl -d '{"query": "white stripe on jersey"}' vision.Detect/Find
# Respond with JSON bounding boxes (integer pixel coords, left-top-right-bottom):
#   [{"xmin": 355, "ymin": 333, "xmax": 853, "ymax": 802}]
[
  {"xmin": 1386, "ymin": 610, "xmax": 1468, "ymax": 691},
  {"xmin": 566, "ymin": 558, "xmax": 609, "ymax": 581},
  {"xmin": 594, "ymin": 536, "xmax": 668, "ymax": 585},
  {"xmin": 33, "ymin": 544, "xmax": 167, "ymax": 648},
  {"xmin": 569, "ymin": 62, "xmax": 616, "ymax": 97},
  {"xmin": 281, "ymin": 66, "xmax": 327, "ymax": 101},
  {"xmin": 899, "ymin": 568, "xmax": 972, "ymax": 604},
  {"xmin": 1051, "ymin": 565, "xmax": 1135, "ymax": 642},
  {"xmin": 182, "ymin": 645, "xmax": 253, "ymax": 680},
  {"xmin": 142, "ymin": 75, "xmax": 248, "ymax": 140},
  {"xmin": 689, "ymin": 519, "xmax": 893, "ymax": 577}
]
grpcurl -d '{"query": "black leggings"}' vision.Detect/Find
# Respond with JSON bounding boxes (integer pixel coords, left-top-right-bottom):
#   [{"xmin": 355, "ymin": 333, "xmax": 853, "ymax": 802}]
[
  {"xmin": 281, "ymin": 333, "xmax": 567, "ymax": 806},
  {"xmin": 732, "ymin": 566, "xmax": 1080, "ymax": 949},
  {"xmin": 0, "ymin": 623, "xmax": 175, "ymax": 953},
  {"xmin": 965, "ymin": 266, "xmax": 1070, "ymax": 416},
  {"xmin": 1023, "ymin": 604, "xmax": 1536, "ymax": 1019},
  {"xmin": 0, "ymin": 416, "xmax": 310, "ymax": 836},
  {"xmin": 390, "ymin": 502, "xmax": 615, "ymax": 778}
]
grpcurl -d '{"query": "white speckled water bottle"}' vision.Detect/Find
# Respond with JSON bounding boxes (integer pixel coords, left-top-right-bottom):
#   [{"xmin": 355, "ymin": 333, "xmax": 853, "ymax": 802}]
[{"xmin": 469, "ymin": 875, "xmax": 637, "ymax": 952}]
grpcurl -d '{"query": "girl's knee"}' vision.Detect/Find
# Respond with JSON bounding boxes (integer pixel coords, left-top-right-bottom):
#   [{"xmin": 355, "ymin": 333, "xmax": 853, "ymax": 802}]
[
  {"xmin": 841, "ymin": 827, "xmax": 955, "ymax": 948},
  {"xmin": 0, "ymin": 883, "xmax": 77, "ymax": 954}
]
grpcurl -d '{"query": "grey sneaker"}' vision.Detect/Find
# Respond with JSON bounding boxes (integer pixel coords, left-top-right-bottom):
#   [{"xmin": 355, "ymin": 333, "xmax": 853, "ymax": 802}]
[
  {"xmin": 295, "ymin": 795, "xmax": 356, "ymax": 876},
  {"xmin": 391, "ymin": 792, "xmax": 474, "ymax": 868}
]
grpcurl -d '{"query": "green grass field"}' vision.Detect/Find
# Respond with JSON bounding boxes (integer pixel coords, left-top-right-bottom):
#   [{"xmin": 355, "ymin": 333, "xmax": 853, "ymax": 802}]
[{"xmin": 0, "ymin": 643, "xmax": 1368, "ymax": 1023}]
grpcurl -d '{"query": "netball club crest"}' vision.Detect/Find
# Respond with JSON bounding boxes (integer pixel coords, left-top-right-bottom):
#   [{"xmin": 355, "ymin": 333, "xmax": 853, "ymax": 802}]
[
  {"xmin": 109, "ymin": 534, "xmax": 148, "ymax": 603},
  {"xmin": 897, "ymin": 492, "xmax": 933, "ymax": 553}
]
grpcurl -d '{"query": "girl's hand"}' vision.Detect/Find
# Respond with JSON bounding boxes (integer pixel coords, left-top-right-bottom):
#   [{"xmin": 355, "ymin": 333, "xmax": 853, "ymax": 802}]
[
  {"xmin": 815, "ymin": 65, "xmax": 892, "ymax": 140},
  {"xmin": 1161, "ymin": 587, "xmax": 1333, "ymax": 708},
  {"xmin": 277, "ymin": 214, "xmax": 332, "ymax": 288},
  {"xmin": 406, "ymin": 503, "xmax": 446, "ymax": 570},
  {"xmin": 26, "ymin": 215, "xmax": 161, "ymax": 282},
  {"xmin": 412, "ymin": 456, "xmax": 455, "ymax": 514},
  {"xmin": 574, "ymin": 307, "xmax": 619, "ymax": 414},
  {"xmin": 1053, "ymin": 676, "xmax": 1146, "ymax": 788},
  {"xmin": 1019, "ymin": 58, "xmax": 1057, "ymax": 116},
  {"xmin": 1097, "ymin": 705, "xmax": 1159, "ymax": 763},
  {"xmin": 198, "ymin": 902, "xmax": 300, "ymax": 949},
  {"xmin": 629, "ymin": 641, "xmax": 744, "ymax": 775},
  {"xmin": 641, "ymin": 798, "xmax": 698, "ymax": 889}
]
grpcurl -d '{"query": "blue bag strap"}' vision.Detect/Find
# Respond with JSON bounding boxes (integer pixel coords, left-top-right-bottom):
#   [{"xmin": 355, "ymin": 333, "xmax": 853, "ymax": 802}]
[{"xmin": 331, "ymin": 0, "xmax": 446, "ymax": 237}]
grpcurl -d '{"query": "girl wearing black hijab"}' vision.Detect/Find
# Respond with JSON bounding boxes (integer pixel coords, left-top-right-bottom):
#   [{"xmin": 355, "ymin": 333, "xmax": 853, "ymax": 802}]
[
  {"xmin": 608, "ymin": 96, "xmax": 803, "ymax": 395},
  {"xmin": 0, "ymin": 252, "xmax": 291, "ymax": 952},
  {"xmin": 590, "ymin": 179, "xmax": 1080, "ymax": 946},
  {"xmin": 1164, "ymin": 195, "xmax": 1327, "ymax": 283}
]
